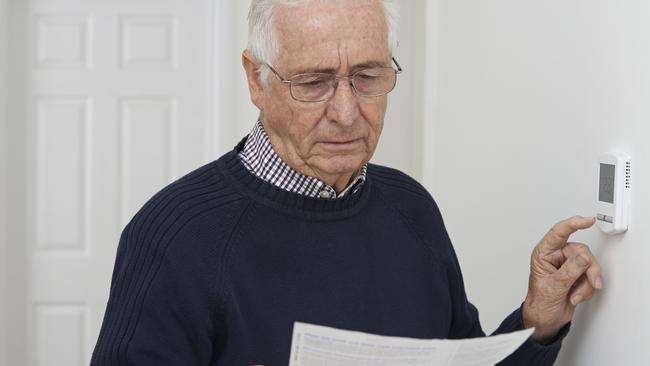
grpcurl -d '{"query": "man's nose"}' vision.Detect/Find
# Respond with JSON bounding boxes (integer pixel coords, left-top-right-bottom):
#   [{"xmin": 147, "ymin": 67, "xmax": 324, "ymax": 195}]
[{"xmin": 326, "ymin": 80, "xmax": 360, "ymax": 126}]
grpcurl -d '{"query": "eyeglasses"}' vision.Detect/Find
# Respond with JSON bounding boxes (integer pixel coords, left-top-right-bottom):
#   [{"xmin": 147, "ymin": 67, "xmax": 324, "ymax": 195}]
[{"xmin": 265, "ymin": 57, "xmax": 403, "ymax": 103}]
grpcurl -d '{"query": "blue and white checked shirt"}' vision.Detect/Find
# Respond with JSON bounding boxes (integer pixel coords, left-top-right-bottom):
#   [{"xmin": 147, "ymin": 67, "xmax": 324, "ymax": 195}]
[{"xmin": 238, "ymin": 120, "xmax": 367, "ymax": 199}]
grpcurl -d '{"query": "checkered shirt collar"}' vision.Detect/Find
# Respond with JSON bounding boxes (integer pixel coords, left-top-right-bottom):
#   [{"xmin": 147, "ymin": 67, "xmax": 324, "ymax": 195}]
[{"xmin": 238, "ymin": 120, "xmax": 367, "ymax": 199}]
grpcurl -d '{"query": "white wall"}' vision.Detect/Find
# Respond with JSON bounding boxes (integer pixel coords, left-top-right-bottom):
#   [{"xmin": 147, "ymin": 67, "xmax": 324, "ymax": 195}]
[
  {"xmin": 0, "ymin": 0, "xmax": 7, "ymax": 362},
  {"xmin": 375, "ymin": 0, "xmax": 426, "ymax": 179},
  {"xmin": 212, "ymin": 0, "xmax": 258, "ymax": 155},
  {"xmin": 424, "ymin": 0, "xmax": 650, "ymax": 364}
]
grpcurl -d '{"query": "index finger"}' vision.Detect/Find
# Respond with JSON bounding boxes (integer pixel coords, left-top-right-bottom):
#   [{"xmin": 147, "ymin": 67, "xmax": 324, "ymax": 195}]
[{"xmin": 538, "ymin": 215, "xmax": 595, "ymax": 254}]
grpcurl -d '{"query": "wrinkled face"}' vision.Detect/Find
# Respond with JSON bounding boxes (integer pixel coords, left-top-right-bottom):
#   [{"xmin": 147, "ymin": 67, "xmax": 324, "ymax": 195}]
[{"xmin": 245, "ymin": 0, "xmax": 391, "ymax": 188}]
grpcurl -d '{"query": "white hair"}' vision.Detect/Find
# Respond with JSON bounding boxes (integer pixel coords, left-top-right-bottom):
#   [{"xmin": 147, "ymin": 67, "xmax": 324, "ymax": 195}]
[{"xmin": 247, "ymin": 0, "xmax": 400, "ymax": 85}]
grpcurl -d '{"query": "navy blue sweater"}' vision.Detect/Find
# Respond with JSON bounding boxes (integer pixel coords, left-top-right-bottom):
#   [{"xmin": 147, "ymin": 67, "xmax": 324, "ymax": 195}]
[{"xmin": 92, "ymin": 139, "xmax": 567, "ymax": 365}]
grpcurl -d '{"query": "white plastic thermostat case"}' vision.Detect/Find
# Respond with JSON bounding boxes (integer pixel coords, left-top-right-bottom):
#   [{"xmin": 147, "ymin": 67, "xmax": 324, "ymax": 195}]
[{"xmin": 596, "ymin": 152, "xmax": 631, "ymax": 234}]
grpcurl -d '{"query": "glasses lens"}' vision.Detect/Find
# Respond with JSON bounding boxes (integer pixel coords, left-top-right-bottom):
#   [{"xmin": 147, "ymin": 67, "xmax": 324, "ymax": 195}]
[
  {"xmin": 290, "ymin": 73, "xmax": 336, "ymax": 102},
  {"xmin": 287, "ymin": 67, "xmax": 399, "ymax": 102},
  {"xmin": 352, "ymin": 68, "xmax": 396, "ymax": 97}
]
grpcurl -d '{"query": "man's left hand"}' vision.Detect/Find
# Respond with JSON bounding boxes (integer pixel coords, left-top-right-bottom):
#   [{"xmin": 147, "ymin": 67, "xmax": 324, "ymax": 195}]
[{"xmin": 522, "ymin": 215, "xmax": 602, "ymax": 343}]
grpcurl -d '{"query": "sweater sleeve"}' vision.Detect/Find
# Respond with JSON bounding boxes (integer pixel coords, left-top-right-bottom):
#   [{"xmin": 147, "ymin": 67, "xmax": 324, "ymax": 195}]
[
  {"xmin": 90, "ymin": 164, "xmax": 245, "ymax": 365},
  {"xmin": 91, "ymin": 216, "xmax": 222, "ymax": 365},
  {"xmin": 493, "ymin": 304, "xmax": 571, "ymax": 365},
  {"xmin": 445, "ymin": 231, "xmax": 570, "ymax": 365}
]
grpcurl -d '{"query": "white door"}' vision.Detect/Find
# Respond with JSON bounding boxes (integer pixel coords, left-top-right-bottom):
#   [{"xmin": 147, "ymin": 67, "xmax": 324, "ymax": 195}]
[{"xmin": 12, "ymin": 0, "xmax": 215, "ymax": 364}]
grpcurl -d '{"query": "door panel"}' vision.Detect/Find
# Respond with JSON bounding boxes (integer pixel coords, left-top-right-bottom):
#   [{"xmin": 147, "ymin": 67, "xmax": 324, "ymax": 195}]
[{"xmin": 24, "ymin": 0, "xmax": 213, "ymax": 364}]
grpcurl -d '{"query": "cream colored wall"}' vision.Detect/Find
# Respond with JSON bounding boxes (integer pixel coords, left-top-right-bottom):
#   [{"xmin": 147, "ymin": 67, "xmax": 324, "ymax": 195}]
[{"xmin": 424, "ymin": 0, "xmax": 650, "ymax": 364}]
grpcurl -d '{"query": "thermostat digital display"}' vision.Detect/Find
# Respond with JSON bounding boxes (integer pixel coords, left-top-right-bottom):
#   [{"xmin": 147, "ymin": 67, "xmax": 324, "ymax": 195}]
[
  {"xmin": 596, "ymin": 152, "xmax": 631, "ymax": 234},
  {"xmin": 598, "ymin": 163, "xmax": 615, "ymax": 204}
]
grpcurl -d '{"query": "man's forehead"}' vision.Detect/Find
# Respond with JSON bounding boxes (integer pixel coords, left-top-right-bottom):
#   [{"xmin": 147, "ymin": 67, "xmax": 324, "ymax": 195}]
[
  {"xmin": 273, "ymin": 0, "xmax": 390, "ymax": 71},
  {"xmin": 274, "ymin": 1, "xmax": 387, "ymax": 40}
]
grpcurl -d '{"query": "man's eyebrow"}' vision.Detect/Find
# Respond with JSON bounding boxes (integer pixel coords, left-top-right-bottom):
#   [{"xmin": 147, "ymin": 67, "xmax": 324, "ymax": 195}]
[
  {"xmin": 290, "ymin": 60, "xmax": 389, "ymax": 75},
  {"xmin": 291, "ymin": 66, "xmax": 338, "ymax": 75}
]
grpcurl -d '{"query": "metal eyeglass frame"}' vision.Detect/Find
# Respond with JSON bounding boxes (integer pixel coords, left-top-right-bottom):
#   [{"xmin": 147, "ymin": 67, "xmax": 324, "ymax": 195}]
[{"xmin": 264, "ymin": 57, "xmax": 403, "ymax": 102}]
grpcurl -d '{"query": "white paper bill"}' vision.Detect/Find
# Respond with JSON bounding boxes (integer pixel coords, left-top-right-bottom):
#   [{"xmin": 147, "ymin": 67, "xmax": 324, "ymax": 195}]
[{"xmin": 288, "ymin": 322, "xmax": 534, "ymax": 366}]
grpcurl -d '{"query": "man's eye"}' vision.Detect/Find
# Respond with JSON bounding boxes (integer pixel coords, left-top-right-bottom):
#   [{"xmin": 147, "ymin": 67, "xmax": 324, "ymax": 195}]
[
  {"xmin": 298, "ymin": 78, "xmax": 327, "ymax": 86},
  {"xmin": 305, "ymin": 80, "xmax": 324, "ymax": 86},
  {"xmin": 358, "ymin": 74, "xmax": 378, "ymax": 80},
  {"xmin": 357, "ymin": 70, "xmax": 384, "ymax": 80}
]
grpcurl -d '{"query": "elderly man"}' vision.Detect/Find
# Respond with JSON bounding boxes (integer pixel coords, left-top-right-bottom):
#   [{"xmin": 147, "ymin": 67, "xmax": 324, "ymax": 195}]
[{"xmin": 92, "ymin": 0, "xmax": 602, "ymax": 365}]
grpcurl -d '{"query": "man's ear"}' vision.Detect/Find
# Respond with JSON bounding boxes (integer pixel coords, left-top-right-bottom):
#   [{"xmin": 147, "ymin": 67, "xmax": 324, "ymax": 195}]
[{"xmin": 242, "ymin": 49, "xmax": 265, "ymax": 110}]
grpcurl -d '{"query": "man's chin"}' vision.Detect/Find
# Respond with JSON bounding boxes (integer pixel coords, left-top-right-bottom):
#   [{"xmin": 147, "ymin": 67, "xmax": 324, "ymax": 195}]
[{"xmin": 316, "ymin": 155, "xmax": 366, "ymax": 177}]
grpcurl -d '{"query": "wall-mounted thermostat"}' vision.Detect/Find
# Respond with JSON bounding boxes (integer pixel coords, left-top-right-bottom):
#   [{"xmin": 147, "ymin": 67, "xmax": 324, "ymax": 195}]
[{"xmin": 596, "ymin": 152, "xmax": 631, "ymax": 234}]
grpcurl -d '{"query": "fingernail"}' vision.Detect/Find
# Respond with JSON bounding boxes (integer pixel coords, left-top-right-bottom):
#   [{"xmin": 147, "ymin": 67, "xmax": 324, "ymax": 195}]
[
  {"xmin": 571, "ymin": 295, "xmax": 583, "ymax": 305},
  {"xmin": 576, "ymin": 255, "xmax": 588, "ymax": 267},
  {"xmin": 595, "ymin": 277, "xmax": 603, "ymax": 289}
]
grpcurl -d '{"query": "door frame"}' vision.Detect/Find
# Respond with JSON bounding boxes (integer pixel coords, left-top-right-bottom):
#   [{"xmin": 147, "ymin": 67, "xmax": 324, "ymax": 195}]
[{"xmin": 3, "ymin": 0, "xmax": 30, "ymax": 363}]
